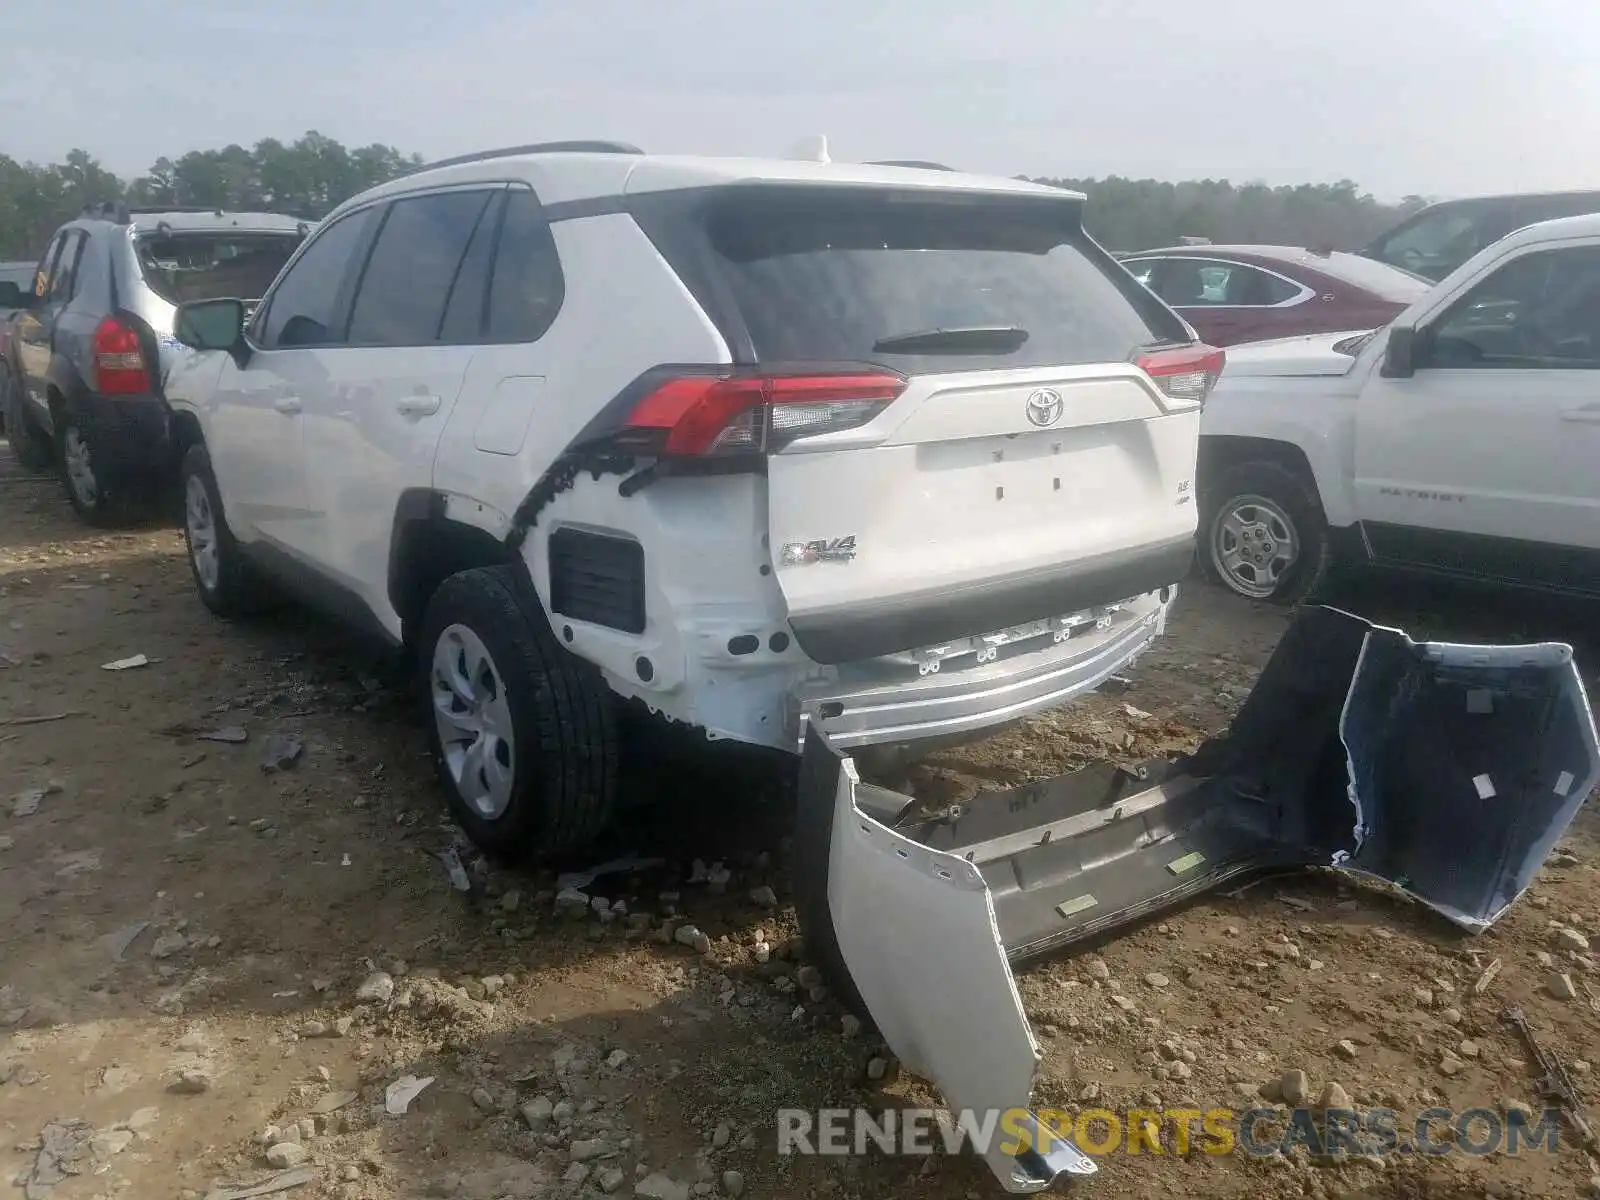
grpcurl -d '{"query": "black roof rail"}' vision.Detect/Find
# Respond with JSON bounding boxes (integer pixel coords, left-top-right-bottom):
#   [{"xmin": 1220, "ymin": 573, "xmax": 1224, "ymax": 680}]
[
  {"xmin": 866, "ymin": 159, "xmax": 956, "ymax": 171},
  {"xmin": 417, "ymin": 141, "xmax": 645, "ymax": 172}
]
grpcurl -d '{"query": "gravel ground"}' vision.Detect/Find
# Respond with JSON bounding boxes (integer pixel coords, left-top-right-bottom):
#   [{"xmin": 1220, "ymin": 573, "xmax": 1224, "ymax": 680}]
[{"xmin": 4, "ymin": 442, "xmax": 1600, "ymax": 1200}]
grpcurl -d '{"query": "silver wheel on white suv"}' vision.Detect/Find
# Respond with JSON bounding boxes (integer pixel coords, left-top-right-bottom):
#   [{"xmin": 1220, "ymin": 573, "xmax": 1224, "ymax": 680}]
[
  {"xmin": 185, "ymin": 472, "xmax": 221, "ymax": 594},
  {"xmin": 179, "ymin": 443, "xmax": 269, "ymax": 617},
  {"xmin": 431, "ymin": 623, "xmax": 518, "ymax": 821},
  {"xmin": 418, "ymin": 566, "xmax": 617, "ymax": 859}
]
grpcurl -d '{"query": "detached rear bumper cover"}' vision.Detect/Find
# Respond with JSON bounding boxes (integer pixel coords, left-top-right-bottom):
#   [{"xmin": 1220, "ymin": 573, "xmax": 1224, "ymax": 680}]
[{"xmin": 797, "ymin": 606, "xmax": 1599, "ymax": 1193}]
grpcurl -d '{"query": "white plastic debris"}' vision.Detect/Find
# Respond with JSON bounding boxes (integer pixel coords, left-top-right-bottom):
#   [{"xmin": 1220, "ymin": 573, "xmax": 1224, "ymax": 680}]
[
  {"xmin": 101, "ymin": 654, "xmax": 150, "ymax": 671},
  {"xmin": 437, "ymin": 847, "xmax": 471, "ymax": 891},
  {"xmin": 196, "ymin": 727, "xmax": 248, "ymax": 744},
  {"xmin": 556, "ymin": 855, "xmax": 663, "ymax": 891},
  {"xmin": 384, "ymin": 1074, "xmax": 434, "ymax": 1115},
  {"xmin": 1472, "ymin": 774, "xmax": 1497, "ymax": 800}
]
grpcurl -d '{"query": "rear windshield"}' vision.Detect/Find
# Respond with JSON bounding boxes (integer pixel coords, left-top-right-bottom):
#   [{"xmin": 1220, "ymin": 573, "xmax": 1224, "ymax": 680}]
[
  {"xmin": 639, "ymin": 185, "xmax": 1187, "ymax": 373},
  {"xmin": 135, "ymin": 232, "xmax": 303, "ymax": 305},
  {"xmin": 1308, "ymin": 251, "xmax": 1433, "ymax": 301}
]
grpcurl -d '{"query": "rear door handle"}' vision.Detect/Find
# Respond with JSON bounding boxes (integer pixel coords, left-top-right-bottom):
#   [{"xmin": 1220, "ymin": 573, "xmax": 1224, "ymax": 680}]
[
  {"xmin": 1561, "ymin": 403, "xmax": 1600, "ymax": 424},
  {"xmin": 396, "ymin": 393, "xmax": 442, "ymax": 417},
  {"xmin": 273, "ymin": 397, "xmax": 301, "ymax": 415}
]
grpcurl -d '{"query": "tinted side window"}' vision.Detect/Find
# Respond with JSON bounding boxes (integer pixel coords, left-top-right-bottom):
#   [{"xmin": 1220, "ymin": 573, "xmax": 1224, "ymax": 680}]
[
  {"xmin": 1157, "ymin": 259, "xmax": 1223, "ymax": 305},
  {"xmin": 258, "ymin": 208, "xmax": 377, "ymax": 349},
  {"xmin": 1426, "ymin": 246, "xmax": 1600, "ymax": 369},
  {"xmin": 439, "ymin": 192, "xmax": 504, "ymax": 342},
  {"xmin": 1121, "ymin": 258, "xmax": 1162, "ymax": 289},
  {"xmin": 1375, "ymin": 207, "xmax": 1484, "ymax": 280},
  {"xmin": 48, "ymin": 232, "xmax": 86, "ymax": 302},
  {"xmin": 34, "ymin": 233, "xmax": 67, "ymax": 299},
  {"xmin": 485, "ymin": 190, "xmax": 565, "ymax": 342},
  {"xmin": 347, "ymin": 189, "xmax": 495, "ymax": 347},
  {"xmin": 1223, "ymin": 265, "xmax": 1300, "ymax": 305}
]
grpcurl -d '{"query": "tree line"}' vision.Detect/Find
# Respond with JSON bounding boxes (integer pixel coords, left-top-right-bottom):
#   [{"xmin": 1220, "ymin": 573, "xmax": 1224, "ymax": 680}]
[
  {"xmin": 0, "ymin": 130, "xmax": 1429, "ymax": 262},
  {"xmin": 0, "ymin": 132, "xmax": 422, "ymax": 261}
]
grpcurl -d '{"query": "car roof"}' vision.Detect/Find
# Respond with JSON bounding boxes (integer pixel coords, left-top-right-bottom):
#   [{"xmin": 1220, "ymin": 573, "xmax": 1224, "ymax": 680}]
[
  {"xmin": 1409, "ymin": 188, "xmax": 1600, "ymax": 211},
  {"xmin": 327, "ymin": 146, "xmax": 1084, "ymax": 219},
  {"xmin": 1496, "ymin": 210, "xmax": 1600, "ymax": 246}
]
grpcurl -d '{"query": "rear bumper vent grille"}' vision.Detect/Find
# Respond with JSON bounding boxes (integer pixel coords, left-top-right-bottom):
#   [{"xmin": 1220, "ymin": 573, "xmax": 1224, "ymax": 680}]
[{"xmin": 548, "ymin": 529, "xmax": 647, "ymax": 634}]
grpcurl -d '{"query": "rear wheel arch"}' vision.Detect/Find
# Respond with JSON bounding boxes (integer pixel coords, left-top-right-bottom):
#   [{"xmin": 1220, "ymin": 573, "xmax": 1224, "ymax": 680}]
[{"xmin": 389, "ymin": 491, "xmax": 522, "ymax": 646}]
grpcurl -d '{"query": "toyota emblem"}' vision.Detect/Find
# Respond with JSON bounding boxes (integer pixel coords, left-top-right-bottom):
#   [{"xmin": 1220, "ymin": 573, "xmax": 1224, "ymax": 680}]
[{"xmin": 1025, "ymin": 387, "xmax": 1065, "ymax": 428}]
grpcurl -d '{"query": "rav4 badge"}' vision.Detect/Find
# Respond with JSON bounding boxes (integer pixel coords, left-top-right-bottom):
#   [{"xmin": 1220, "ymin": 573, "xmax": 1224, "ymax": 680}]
[{"xmin": 782, "ymin": 536, "xmax": 858, "ymax": 565}]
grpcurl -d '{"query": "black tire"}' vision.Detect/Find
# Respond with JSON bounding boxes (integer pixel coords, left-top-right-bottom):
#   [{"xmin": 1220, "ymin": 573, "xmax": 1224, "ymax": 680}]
[
  {"xmin": 56, "ymin": 409, "xmax": 121, "ymax": 525},
  {"xmin": 2, "ymin": 364, "xmax": 51, "ymax": 472},
  {"xmin": 1198, "ymin": 461, "xmax": 1331, "ymax": 605},
  {"xmin": 180, "ymin": 443, "xmax": 270, "ymax": 617},
  {"xmin": 419, "ymin": 565, "xmax": 618, "ymax": 859}
]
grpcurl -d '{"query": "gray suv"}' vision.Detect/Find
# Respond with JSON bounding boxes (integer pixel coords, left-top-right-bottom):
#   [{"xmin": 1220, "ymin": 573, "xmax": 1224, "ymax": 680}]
[{"xmin": 1, "ymin": 204, "xmax": 309, "ymax": 522}]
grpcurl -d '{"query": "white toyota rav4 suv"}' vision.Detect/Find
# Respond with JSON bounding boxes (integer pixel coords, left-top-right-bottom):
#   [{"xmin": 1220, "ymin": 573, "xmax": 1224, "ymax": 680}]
[{"xmin": 162, "ymin": 139, "xmax": 1217, "ymax": 858}]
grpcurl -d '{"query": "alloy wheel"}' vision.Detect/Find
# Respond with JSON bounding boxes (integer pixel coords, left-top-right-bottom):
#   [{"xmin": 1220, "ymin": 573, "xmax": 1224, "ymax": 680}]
[
  {"xmin": 63, "ymin": 425, "xmax": 99, "ymax": 509},
  {"xmin": 185, "ymin": 473, "xmax": 220, "ymax": 592},
  {"xmin": 430, "ymin": 623, "xmax": 517, "ymax": 820}
]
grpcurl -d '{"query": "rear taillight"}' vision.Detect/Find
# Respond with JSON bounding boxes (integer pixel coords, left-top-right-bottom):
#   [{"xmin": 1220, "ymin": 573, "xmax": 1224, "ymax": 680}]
[
  {"xmin": 92, "ymin": 316, "xmax": 151, "ymax": 395},
  {"xmin": 618, "ymin": 371, "xmax": 906, "ymax": 456},
  {"xmin": 1134, "ymin": 344, "xmax": 1225, "ymax": 406}
]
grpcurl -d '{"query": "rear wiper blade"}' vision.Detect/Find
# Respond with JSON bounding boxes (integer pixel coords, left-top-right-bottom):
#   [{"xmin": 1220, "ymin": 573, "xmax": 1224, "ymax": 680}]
[{"xmin": 871, "ymin": 325, "xmax": 1029, "ymax": 354}]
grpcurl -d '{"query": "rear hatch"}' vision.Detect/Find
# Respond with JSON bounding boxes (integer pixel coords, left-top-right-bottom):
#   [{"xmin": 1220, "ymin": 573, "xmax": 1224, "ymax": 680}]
[
  {"xmin": 131, "ymin": 226, "xmax": 305, "ymax": 386},
  {"xmin": 630, "ymin": 182, "xmax": 1215, "ymax": 662}
]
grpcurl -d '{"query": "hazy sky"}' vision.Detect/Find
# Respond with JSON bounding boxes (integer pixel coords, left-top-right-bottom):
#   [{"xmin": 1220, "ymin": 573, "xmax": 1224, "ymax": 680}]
[{"xmin": 4, "ymin": 0, "xmax": 1597, "ymax": 200}]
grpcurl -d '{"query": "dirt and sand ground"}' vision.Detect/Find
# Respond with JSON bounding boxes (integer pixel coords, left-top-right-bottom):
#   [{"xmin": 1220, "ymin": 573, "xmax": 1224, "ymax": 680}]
[{"xmin": 4, "ymin": 441, "xmax": 1600, "ymax": 1200}]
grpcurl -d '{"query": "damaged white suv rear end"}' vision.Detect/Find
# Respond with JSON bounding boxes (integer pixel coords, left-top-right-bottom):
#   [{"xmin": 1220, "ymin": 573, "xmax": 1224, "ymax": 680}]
[
  {"xmin": 514, "ymin": 162, "xmax": 1212, "ymax": 760},
  {"xmin": 167, "ymin": 145, "xmax": 1600, "ymax": 1194}
]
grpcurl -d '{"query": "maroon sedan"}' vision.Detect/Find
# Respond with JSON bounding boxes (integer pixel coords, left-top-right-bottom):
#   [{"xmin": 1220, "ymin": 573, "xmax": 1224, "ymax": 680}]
[{"xmin": 1118, "ymin": 245, "xmax": 1431, "ymax": 347}]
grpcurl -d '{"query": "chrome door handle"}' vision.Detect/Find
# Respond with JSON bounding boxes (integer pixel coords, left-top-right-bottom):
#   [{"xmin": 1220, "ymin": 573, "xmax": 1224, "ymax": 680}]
[
  {"xmin": 1561, "ymin": 403, "xmax": 1600, "ymax": 424},
  {"xmin": 396, "ymin": 393, "xmax": 442, "ymax": 417},
  {"xmin": 273, "ymin": 397, "xmax": 301, "ymax": 415}
]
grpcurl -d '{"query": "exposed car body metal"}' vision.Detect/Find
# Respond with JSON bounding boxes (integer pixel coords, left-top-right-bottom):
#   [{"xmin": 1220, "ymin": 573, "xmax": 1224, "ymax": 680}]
[{"xmin": 795, "ymin": 605, "xmax": 1598, "ymax": 1192}]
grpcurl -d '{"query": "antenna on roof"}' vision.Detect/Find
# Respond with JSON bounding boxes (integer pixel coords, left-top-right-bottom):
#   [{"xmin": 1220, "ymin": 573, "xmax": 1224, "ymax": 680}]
[{"xmin": 786, "ymin": 135, "xmax": 830, "ymax": 164}]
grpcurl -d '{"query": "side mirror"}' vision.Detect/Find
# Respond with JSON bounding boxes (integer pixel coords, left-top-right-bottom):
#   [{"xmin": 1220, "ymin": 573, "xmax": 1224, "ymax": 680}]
[
  {"xmin": 174, "ymin": 298, "xmax": 246, "ymax": 353},
  {"xmin": 1381, "ymin": 322, "xmax": 1417, "ymax": 379}
]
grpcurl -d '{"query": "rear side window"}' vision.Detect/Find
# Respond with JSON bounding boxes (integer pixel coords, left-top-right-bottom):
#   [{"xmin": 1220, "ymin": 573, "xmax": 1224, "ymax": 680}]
[
  {"xmin": 485, "ymin": 189, "xmax": 565, "ymax": 342},
  {"xmin": 48, "ymin": 232, "xmax": 87, "ymax": 302},
  {"xmin": 641, "ymin": 186, "xmax": 1186, "ymax": 373},
  {"xmin": 1370, "ymin": 204, "xmax": 1487, "ymax": 280},
  {"xmin": 347, "ymin": 189, "xmax": 495, "ymax": 347},
  {"xmin": 136, "ymin": 232, "xmax": 302, "ymax": 306}
]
